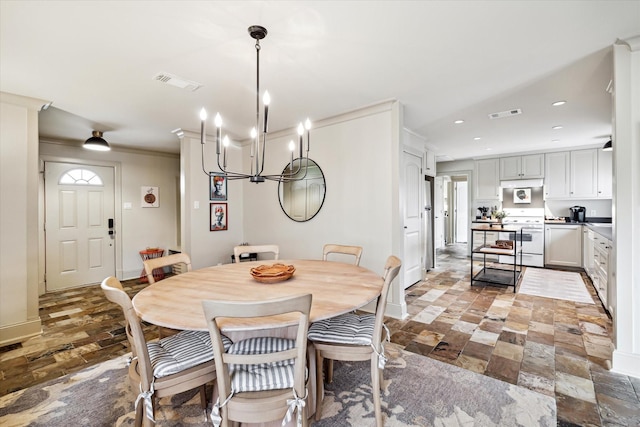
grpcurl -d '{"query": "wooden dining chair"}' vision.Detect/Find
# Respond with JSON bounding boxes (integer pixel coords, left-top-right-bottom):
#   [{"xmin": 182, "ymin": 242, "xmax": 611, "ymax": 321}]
[
  {"xmin": 308, "ymin": 255, "xmax": 402, "ymax": 426},
  {"xmin": 233, "ymin": 244, "xmax": 279, "ymax": 263},
  {"xmin": 101, "ymin": 276, "xmax": 231, "ymax": 427},
  {"xmin": 143, "ymin": 252, "xmax": 192, "ymax": 338},
  {"xmin": 143, "ymin": 252, "xmax": 192, "ymax": 284},
  {"xmin": 322, "ymin": 243, "xmax": 363, "ymax": 265},
  {"xmin": 202, "ymin": 293, "xmax": 312, "ymax": 427}
]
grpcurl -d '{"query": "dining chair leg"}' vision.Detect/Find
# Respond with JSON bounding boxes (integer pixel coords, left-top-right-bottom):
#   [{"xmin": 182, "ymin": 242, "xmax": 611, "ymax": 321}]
[
  {"xmin": 134, "ymin": 400, "xmax": 144, "ymax": 427},
  {"xmin": 326, "ymin": 359, "xmax": 334, "ymax": 383},
  {"xmin": 199, "ymin": 384, "xmax": 207, "ymax": 409},
  {"xmin": 315, "ymin": 349, "xmax": 324, "ymax": 421},
  {"xmin": 371, "ymin": 356, "xmax": 383, "ymax": 427}
]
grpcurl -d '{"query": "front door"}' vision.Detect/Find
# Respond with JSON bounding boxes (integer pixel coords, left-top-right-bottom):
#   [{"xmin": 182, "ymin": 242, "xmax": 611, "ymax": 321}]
[
  {"xmin": 45, "ymin": 162, "xmax": 115, "ymax": 290},
  {"xmin": 402, "ymin": 150, "xmax": 423, "ymax": 288}
]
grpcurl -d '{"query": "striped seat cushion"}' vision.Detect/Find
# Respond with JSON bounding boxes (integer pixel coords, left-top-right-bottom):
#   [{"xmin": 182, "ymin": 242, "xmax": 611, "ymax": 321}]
[
  {"xmin": 228, "ymin": 337, "xmax": 297, "ymax": 392},
  {"xmin": 148, "ymin": 330, "xmax": 232, "ymax": 378},
  {"xmin": 308, "ymin": 312, "xmax": 375, "ymax": 345}
]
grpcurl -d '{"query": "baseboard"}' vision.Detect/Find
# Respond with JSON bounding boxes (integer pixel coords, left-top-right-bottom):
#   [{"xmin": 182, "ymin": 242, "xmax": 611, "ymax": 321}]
[
  {"xmin": 0, "ymin": 318, "xmax": 42, "ymax": 347},
  {"xmin": 612, "ymin": 349, "xmax": 640, "ymax": 379}
]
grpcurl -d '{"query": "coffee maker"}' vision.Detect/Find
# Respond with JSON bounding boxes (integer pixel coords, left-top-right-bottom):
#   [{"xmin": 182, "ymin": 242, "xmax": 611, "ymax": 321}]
[{"xmin": 569, "ymin": 206, "xmax": 586, "ymax": 222}]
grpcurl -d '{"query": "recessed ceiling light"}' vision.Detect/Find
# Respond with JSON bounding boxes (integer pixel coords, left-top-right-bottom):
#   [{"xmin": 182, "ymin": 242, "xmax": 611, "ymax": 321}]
[
  {"xmin": 552, "ymin": 100, "xmax": 566, "ymax": 106},
  {"xmin": 485, "ymin": 148, "xmax": 492, "ymax": 151},
  {"xmin": 552, "ymin": 139, "xmax": 560, "ymax": 143},
  {"xmin": 552, "ymin": 125, "xmax": 563, "ymax": 130},
  {"xmin": 474, "ymin": 137, "xmax": 482, "ymax": 140},
  {"xmin": 454, "ymin": 120, "xmax": 464, "ymax": 124}
]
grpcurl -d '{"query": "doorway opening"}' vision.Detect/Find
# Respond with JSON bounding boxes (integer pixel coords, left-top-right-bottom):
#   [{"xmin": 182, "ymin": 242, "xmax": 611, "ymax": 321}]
[{"xmin": 437, "ymin": 173, "xmax": 470, "ymax": 248}]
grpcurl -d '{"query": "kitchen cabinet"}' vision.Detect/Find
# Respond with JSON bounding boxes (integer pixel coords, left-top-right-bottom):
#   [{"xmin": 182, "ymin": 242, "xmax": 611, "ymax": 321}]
[
  {"xmin": 590, "ymin": 230, "xmax": 611, "ymax": 308},
  {"xmin": 544, "ymin": 151, "xmax": 570, "ymax": 198},
  {"xmin": 597, "ymin": 149, "xmax": 612, "ymax": 198},
  {"xmin": 474, "ymin": 158, "xmax": 500, "ymax": 200},
  {"xmin": 425, "ymin": 150, "xmax": 436, "ymax": 177},
  {"xmin": 544, "ymin": 149, "xmax": 606, "ymax": 199},
  {"xmin": 499, "ymin": 154, "xmax": 544, "ymax": 180},
  {"xmin": 583, "ymin": 228, "xmax": 594, "ymax": 274},
  {"xmin": 545, "ymin": 224, "xmax": 582, "ymax": 267},
  {"xmin": 570, "ymin": 149, "xmax": 598, "ymax": 198}
]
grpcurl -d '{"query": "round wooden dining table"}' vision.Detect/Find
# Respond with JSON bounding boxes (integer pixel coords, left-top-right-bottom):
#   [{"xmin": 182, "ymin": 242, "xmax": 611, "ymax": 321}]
[{"xmin": 131, "ymin": 259, "xmax": 383, "ymax": 332}]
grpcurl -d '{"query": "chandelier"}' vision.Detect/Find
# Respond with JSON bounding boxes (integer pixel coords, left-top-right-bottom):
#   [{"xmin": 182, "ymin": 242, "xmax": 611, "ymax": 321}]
[{"xmin": 199, "ymin": 25, "xmax": 311, "ymax": 183}]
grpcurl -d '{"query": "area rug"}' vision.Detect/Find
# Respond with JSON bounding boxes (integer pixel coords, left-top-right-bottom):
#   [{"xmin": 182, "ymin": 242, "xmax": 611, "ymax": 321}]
[
  {"xmin": 518, "ymin": 267, "xmax": 594, "ymax": 304},
  {"xmin": 0, "ymin": 345, "xmax": 556, "ymax": 426}
]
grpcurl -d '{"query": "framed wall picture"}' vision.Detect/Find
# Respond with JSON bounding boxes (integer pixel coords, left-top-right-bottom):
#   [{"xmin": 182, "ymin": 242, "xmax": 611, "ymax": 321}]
[
  {"xmin": 210, "ymin": 203, "xmax": 228, "ymax": 231},
  {"xmin": 141, "ymin": 186, "xmax": 159, "ymax": 207},
  {"xmin": 210, "ymin": 173, "xmax": 227, "ymax": 201},
  {"xmin": 514, "ymin": 188, "xmax": 531, "ymax": 204}
]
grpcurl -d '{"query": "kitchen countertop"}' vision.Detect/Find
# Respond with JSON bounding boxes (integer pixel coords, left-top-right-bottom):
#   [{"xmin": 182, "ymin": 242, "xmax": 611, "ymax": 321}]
[
  {"xmin": 585, "ymin": 223, "xmax": 612, "ymax": 241},
  {"xmin": 544, "ymin": 221, "xmax": 612, "ymax": 240}
]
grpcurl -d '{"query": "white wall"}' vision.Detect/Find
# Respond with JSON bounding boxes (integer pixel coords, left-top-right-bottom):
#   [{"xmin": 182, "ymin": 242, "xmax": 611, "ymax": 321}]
[
  {"xmin": 39, "ymin": 141, "xmax": 180, "ymax": 281},
  {"xmin": 180, "ymin": 131, "xmax": 245, "ymax": 269},
  {"xmin": 0, "ymin": 92, "xmax": 45, "ymax": 346},
  {"xmin": 182, "ymin": 101, "xmax": 407, "ymax": 318},
  {"xmin": 611, "ymin": 37, "xmax": 640, "ymax": 379}
]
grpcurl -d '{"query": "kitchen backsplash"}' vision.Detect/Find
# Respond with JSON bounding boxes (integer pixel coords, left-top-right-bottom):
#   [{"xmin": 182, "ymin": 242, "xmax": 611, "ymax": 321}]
[
  {"xmin": 502, "ymin": 187, "xmax": 544, "ymax": 209},
  {"xmin": 544, "ymin": 199, "xmax": 612, "ymax": 220}
]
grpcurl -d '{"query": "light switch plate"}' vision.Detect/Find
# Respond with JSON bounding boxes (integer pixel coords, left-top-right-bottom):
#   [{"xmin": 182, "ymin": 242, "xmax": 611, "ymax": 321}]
[
  {"xmin": 194, "ymin": 201, "xmax": 200, "ymax": 209},
  {"xmin": 123, "ymin": 202, "xmax": 132, "ymax": 210},
  {"xmin": 591, "ymin": 209, "xmax": 596, "ymax": 216}
]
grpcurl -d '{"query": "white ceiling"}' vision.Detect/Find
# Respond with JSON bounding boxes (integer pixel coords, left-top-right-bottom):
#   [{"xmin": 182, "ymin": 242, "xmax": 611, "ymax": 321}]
[{"xmin": 2, "ymin": 1, "xmax": 639, "ymax": 161}]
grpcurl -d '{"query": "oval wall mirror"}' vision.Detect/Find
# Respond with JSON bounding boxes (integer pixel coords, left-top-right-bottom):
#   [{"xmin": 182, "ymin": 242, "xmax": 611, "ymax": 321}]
[{"xmin": 278, "ymin": 158, "xmax": 326, "ymax": 222}]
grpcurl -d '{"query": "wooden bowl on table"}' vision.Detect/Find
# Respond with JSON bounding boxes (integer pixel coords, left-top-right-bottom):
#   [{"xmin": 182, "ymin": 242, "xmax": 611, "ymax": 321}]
[{"xmin": 250, "ymin": 263, "xmax": 296, "ymax": 284}]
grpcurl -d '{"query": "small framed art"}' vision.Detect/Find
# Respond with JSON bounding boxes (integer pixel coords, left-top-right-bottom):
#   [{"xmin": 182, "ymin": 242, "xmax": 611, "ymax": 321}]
[
  {"xmin": 513, "ymin": 188, "xmax": 531, "ymax": 204},
  {"xmin": 210, "ymin": 203, "xmax": 228, "ymax": 231},
  {"xmin": 210, "ymin": 173, "xmax": 227, "ymax": 201}
]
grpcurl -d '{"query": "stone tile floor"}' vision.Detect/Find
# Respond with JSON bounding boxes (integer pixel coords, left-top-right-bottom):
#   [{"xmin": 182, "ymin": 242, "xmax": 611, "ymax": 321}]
[
  {"xmin": 385, "ymin": 244, "xmax": 640, "ymax": 426},
  {"xmin": 1, "ymin": 245, "xmax": 639, "ymax": 426}
]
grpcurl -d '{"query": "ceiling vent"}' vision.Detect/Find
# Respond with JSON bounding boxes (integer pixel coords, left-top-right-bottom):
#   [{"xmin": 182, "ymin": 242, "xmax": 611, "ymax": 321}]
[
  {"xmin": 488, "ymin": 108, "xmax": 522, "ymax": 120},
  {"xmin": 153, "ymin": 72, "xmax": 202, "ymax": 91}
]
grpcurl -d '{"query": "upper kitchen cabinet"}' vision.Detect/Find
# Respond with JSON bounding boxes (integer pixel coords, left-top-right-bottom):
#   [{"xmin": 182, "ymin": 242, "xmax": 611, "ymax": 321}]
[
  {"xmin": 424, "ymin": 150, "xmax": 436, "ymax": 177},
  {"xmin": 570, "ymin": 149, "xmax": 598, "ymax": 198},
  {"xmin": 597, "ymin": 148, "xmax": 612, "ymax": 198},
  {"xmin": 544, "ymin": 148, "xmax": 610, "ymax": 200},
  {"xmin": 544, "ymin": 151, "xmax": 571, "ymax": 198},
  {"xmin": 499, "ymin": 154, "xmax": 544, "ymax": 180},
  {"xmin": 474, "ymin": 158, "xmax": 500, "ymax": 200}
]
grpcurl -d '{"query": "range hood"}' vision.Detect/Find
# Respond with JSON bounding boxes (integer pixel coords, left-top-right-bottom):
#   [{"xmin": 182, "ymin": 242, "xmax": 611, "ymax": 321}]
[{"xmin": 500, "ymin": 178, "xmax": 544, "ymax": 188}]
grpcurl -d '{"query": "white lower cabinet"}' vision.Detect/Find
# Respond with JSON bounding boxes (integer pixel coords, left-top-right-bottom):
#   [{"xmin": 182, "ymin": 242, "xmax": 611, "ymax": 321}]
[
  {"xmin": 545, "ymin": 224, "xmax": 582, "ymax": 267},
  {"xmin": 592, "ymin": 232, "xmax": 611, "ymax": 307}
]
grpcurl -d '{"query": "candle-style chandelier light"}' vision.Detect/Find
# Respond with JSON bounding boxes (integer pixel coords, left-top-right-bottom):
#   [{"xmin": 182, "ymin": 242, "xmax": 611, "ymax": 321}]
[{"xmin": 199, "ymin": 25, "xmax": 311, "ymax": 183}]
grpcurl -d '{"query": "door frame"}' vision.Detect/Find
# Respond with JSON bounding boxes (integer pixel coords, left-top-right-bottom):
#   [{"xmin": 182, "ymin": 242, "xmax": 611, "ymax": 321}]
[
  {"xmin": 39, "ymin": 155, "xmax": 123, "ymax": 294},
  {"xmin": 436, "ymin": 169, "xmax": 473, "ymax": 250}
]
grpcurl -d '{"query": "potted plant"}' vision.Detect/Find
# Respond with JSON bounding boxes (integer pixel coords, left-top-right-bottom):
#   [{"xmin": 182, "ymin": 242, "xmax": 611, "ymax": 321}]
[{"xmin": 494, "ymin": 210, "xmax": 508, "ymax": 223}]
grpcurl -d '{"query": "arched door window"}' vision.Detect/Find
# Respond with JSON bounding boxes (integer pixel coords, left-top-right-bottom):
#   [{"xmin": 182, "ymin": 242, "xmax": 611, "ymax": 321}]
[{"xmin": 59, "ymin": 168, "xmax": 103, "ymax": 186}]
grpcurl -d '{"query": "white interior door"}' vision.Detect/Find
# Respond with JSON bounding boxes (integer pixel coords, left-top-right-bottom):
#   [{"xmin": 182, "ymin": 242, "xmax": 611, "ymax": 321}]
[
  {"xmin": 402, "ymin": 151, "xmax": 423, "ymax": 288},
  {"xmin": 45, "ymin": 162, "xmax": 115, "ymax": 290}
]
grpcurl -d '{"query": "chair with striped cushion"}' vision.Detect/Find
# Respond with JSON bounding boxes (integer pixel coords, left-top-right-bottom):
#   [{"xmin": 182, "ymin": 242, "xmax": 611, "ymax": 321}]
[
  {"xmin": 143, "ymin": 252, "xmax": 192, "ymax": 284},
  {"xmin": 202, "ymin": 293, "xmax": 312, "ymax": 427},
  {"xmin": 308, "ymin": 255, "xmax": 401, "ymax": 427},
  {"xmin": 233, "ymin": 244, "xmax": 279, "ymax": 263},
  {"xmin": 322, "ymin": 243, "xmax": 363, "ymax": 265},
  {"xmin": 143, "ymin": 252, "xmax": 193, "ymax": 338},
  {"xmin": 321, "ymin": 243, "xmax": 363, "ymax": 382},
  {"xmin": 101, "ymin": 277, "xmax": 232, "ymax": 427}
]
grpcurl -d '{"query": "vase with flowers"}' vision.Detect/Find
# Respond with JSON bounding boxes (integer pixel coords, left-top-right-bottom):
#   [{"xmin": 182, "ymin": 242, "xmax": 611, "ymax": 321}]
[{"xmin": 494, "ymin": 210, "xmax": 508, "ymax": 224}]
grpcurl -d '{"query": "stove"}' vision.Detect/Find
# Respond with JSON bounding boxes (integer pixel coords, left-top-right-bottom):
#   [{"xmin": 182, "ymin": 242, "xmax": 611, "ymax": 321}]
[{"xmin": 499, "ymin": 208, "xmax": 545, "ymax": 267}]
